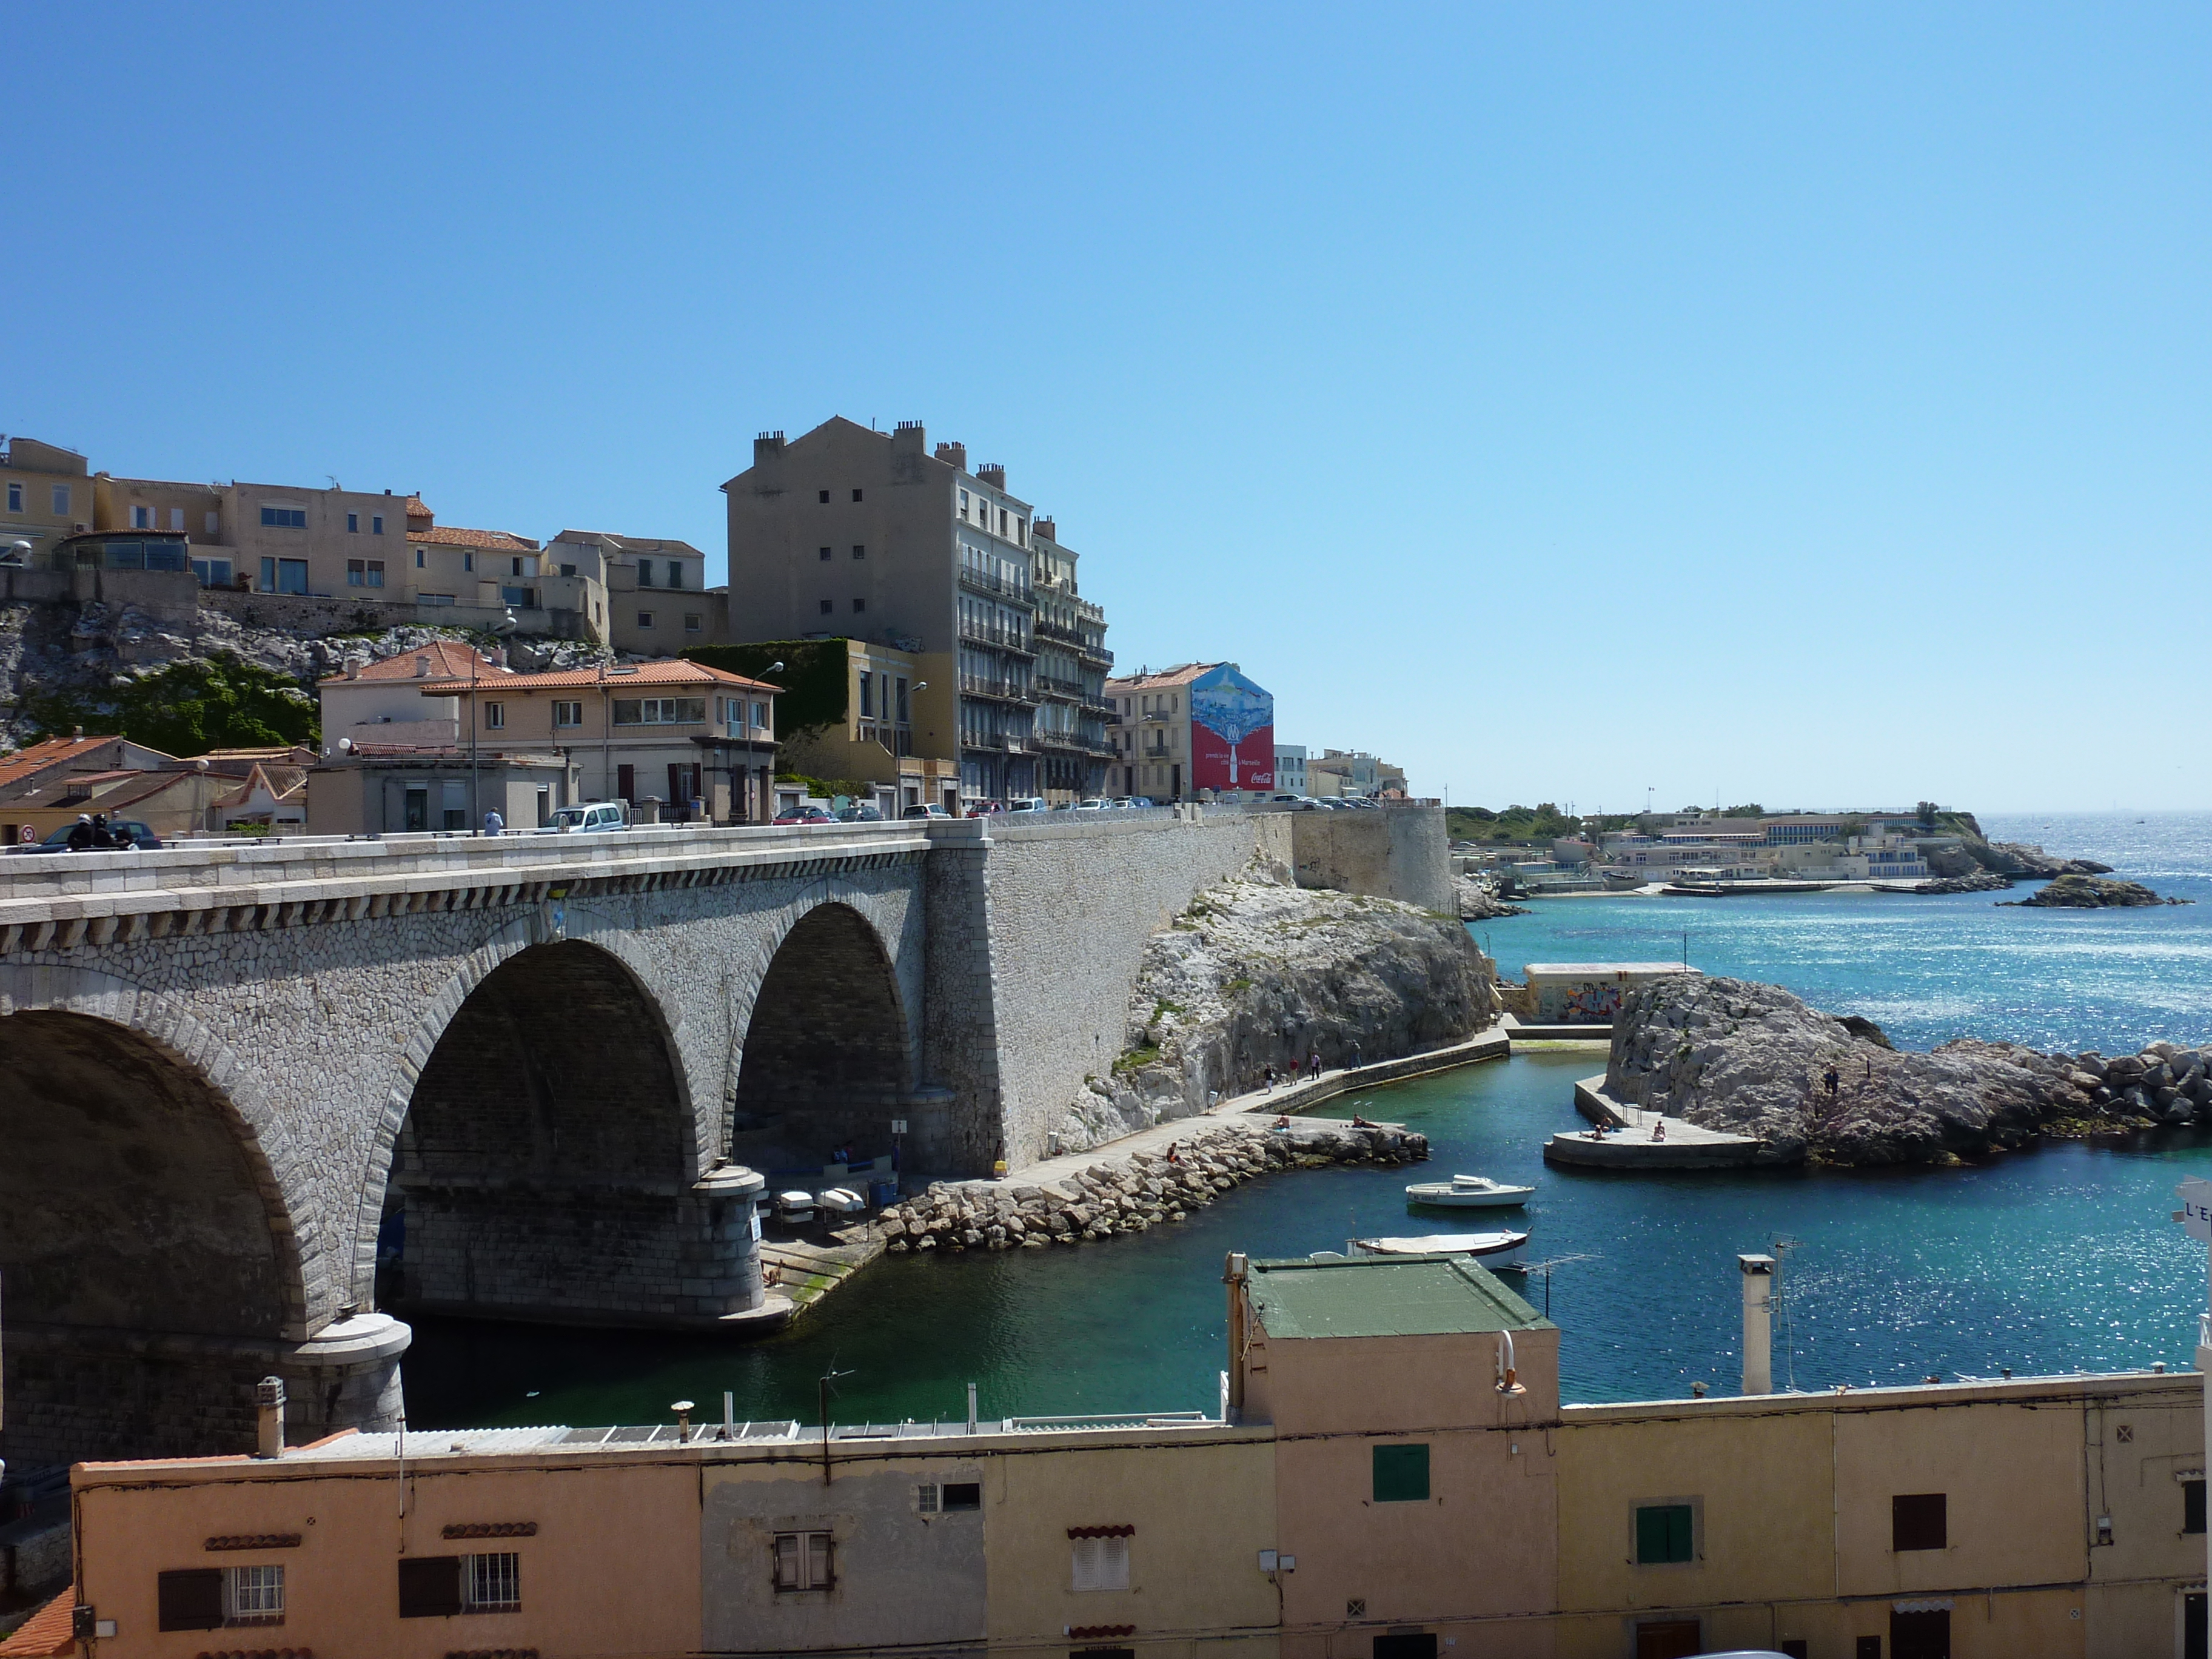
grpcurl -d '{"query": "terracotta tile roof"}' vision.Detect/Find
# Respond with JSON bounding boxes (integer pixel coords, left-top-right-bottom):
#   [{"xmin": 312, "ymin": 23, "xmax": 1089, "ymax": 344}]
[
  {"xmin": 404, "ymin": 494, "xmax": 432, "ymax": 519},
  {"xmin": 7, "ymin": 771, "xmax": 198, "ymax": 811},
  {"xmin": 213, "ymin": 763, "xmax": 307, "ymax": 812},
  {"xmin": 0, "ymin": 1586, "xmax": 77, "ymax": 1656},
  {"xmin": 1105, "ymin": 662, "xmax": 1219, "ymax": 692},
  {"xmin": 410, "ymin": 523, "xmax": 538, "ymax": 552},
  {"xmin": 0, "ymin": 735, "xmax": 122, "ymax": 791},
  {"xmin": 459, "ymin": 659, "xmax": 779, "ymax": 693},
  {"xmin": 318, "ymin": 642, "xmax": 515, "ymax": 687}
]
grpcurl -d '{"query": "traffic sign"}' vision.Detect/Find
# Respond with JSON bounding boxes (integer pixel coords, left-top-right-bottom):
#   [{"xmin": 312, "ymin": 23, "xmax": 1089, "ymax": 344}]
[{"xmin": 2177, "ymin": 1177, "xmax": 2212, "ymax": 1242}]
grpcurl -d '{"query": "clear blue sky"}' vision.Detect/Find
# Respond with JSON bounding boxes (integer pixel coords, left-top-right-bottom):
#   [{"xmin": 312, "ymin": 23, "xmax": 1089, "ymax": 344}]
[{"xmin": 13, "ymin": 5, "xmax": 2206, "ymax": 811}]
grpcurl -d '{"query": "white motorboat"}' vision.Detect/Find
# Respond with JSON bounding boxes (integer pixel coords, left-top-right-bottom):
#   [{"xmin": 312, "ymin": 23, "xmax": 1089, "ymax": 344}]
[
  {"xmin": 1404, "ymin": 1173, "xmax": 1534, "ymax": 1208},
  {"xmin": 1352, "ymin": 1230, "xmax": 1529, "ymax": 1265}
]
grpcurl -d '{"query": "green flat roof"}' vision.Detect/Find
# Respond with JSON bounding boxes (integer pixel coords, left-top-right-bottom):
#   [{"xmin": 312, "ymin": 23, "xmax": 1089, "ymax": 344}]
[{"xmin": 1247, "ymin": 1254, "xmax": 1553, "ymax": 1339}]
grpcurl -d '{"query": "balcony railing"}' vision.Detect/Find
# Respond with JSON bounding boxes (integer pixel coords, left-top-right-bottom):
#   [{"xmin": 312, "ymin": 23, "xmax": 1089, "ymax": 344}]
[
  {"xmin": 1033, "ymin": 618, "xmax": 1080, "ymax": 645},
  {"xmin": 1076, "ymin": 641, "xmax": 1113, "ymax": 667},
  {"xmin": 959, "ymin": 617, "xmax": 1036, "ymax": 656},
  {"xmin": 959, "ymin": 565, "xmax": 1033, "ymax": 604},
  {"xmin": 959, "ymin": 674, "xmax": 1038, "ymax": 704}
]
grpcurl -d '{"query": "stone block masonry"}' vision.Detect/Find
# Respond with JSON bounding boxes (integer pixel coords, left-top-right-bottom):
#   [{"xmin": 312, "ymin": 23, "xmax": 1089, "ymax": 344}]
[{"xmin": 1287, "ymin": 804, "xmax": 1453, "ymax": 914}]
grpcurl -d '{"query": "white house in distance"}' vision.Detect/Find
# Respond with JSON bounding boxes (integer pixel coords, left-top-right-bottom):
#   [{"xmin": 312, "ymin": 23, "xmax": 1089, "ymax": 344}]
[{"xmin": 317, "ymin": 641, "xmax": 511, "ymax": 749}]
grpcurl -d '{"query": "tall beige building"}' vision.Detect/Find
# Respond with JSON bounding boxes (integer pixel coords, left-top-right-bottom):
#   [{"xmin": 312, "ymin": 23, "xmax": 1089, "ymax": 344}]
[{"xmin": 723, "ymin": 417, "xmax": 1113, "ymax": 804}]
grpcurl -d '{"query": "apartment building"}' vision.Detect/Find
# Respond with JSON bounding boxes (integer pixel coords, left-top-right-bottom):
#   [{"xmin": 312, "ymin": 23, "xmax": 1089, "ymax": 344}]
[
  {"xmin": 1027, "ymin": 518, "xmax": 1115, "ymax": 801},
  {"xmin": 55, "ymin": 1249, "xmax": 2207, "ymax": 1659},
  {"xmin": 1306, "ymin": 749, "xmax": 1407, "ymax": 800},
  {"xmin": 312, "ymin": 653, "xmax": 778, "ymax": 825},
  {"xmin": 543, "ymin": 529, "xmax": 718, "ymax": 655},
  {"xmin": 1107, "ymin": 662, "xmax": 1276, "ymax": 802},
  {"xmin": 0, "ymin": 437, "xmax": 94, "ymax": 569},
  {"xmin": 722, "ymin": 418, "xmax": 1114, "ymax": 805},
  {"xmin": 1275, "ymin": 744, "xmax": 1307, "ymax": 794}
]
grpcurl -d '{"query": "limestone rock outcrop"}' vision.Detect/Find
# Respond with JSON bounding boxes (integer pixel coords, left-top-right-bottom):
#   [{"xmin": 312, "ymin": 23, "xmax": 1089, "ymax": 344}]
[
  {"xmin": 2001, "ymin": 875, "xmax": 2188, "ymax": 908},
  {"xmin": 1454, "ymin": 874, "xmax": 1529, "ymax": 919},
  {"xmin": 1053, "ymin": 869, "xmax": 1496, "ymax": 1154},
  {"xmin": 1605, "ymin": 973, "xmax": 2212, "ymax": 1165}
]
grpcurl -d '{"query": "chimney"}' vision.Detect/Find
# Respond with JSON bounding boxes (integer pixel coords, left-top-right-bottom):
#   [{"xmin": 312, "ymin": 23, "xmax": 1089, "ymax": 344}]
[
  {"xmin": 71, "ymin": 725, "xmax": 84, "ymax": 740},
  {"xmin": 255, "ymin": 1375, "xmax": 287, "ymax": 1458},
  {"xmin": 977, "ymin": 464, "xmax": 1006, "ymax": 491},
  {"xmin": 1034, "ymin": 517, "xmax": 1056, "ymax": 543},
  {"xmin": 1739, "ymin": 1254, "xmax": 1774, "ymax": 1395},
  {"xmin": 414, "ymin": 654, "xmax": 430, "ymax": 678},
  {"xmin": 753, "ymin": 430, "xmax": 786, "ymax": 464},
  {"xmin": 934, "ymin": 441, "xmax": 968, "ymax": 471},
  {"xmin": 891, "ymin": 420, "xmax": 925, "ymax": 454}
]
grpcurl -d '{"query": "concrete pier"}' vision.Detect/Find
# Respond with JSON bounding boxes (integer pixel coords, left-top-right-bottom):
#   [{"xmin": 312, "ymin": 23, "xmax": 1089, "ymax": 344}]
[{"xmin": 1543, "ymin": 1075, "xmax": 1774, "ymax": 1170}]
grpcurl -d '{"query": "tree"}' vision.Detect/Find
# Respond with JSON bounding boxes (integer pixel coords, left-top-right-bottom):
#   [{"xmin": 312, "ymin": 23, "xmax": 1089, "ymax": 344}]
[{"xmin": 24, "ymin": 653, "xmax": 318, "ymax": 755}]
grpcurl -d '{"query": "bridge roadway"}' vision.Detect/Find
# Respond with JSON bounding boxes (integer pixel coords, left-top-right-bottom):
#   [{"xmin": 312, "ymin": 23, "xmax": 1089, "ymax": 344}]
[{"xmin": 0, "ymin": 808, "xmax": 1286, "ymax": 1466}]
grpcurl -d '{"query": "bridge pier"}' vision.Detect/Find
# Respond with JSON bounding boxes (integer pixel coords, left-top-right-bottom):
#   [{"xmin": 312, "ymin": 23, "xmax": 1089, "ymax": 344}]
[{"xmin": 1, "ymin": 1313, "xmax": 409, "ymax": 1469}]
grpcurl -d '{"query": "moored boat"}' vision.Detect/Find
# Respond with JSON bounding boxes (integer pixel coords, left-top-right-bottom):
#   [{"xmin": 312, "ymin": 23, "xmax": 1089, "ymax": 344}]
[
  {"xmin": 1352, "ymin": 1230, "xmax": 1529, "ymax": 1265},
  {"xmin": 1404, "ymin": 1173, "xmax": 1534, "ymax": 1208}
]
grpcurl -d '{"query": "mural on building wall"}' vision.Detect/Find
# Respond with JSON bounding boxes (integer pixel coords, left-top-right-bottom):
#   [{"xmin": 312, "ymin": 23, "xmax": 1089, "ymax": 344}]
[
  {"xmin": 1189, "ymin": 664, "xmax": 1274, "ymax": 793},
  {"xmin": 1537, "ymin": 980, "xmax": 1627, "ymax": 1024}
]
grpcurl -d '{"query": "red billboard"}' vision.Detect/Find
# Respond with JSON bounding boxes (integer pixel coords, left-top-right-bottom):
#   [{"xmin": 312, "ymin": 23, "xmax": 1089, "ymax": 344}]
[{"xmin": 1188, "ymin": 664, "xmax": 1274, "ymax": 794}]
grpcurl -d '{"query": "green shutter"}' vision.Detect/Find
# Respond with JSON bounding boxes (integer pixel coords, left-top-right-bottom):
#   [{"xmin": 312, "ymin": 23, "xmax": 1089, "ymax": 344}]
[
  {"xmin": 1372, "ymin": 1443, "xmax": 1430, "ymax": 1503},
  {"xmin": 1636, "ymin": 1503, "xmax": 1694, "ymax": 1564}
]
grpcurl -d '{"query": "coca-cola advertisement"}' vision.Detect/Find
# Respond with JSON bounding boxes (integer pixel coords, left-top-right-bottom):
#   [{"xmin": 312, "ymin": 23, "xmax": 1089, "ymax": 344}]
[{"xmin": 1188, "ymin": 664, "xmax": 1274, "ymax": 794}]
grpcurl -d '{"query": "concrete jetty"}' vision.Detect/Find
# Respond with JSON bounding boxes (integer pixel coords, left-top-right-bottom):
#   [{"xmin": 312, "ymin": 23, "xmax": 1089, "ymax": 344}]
[{"xmin": 1543, "ymin": 1075, "xmax": 1775, "ymax": 1170}]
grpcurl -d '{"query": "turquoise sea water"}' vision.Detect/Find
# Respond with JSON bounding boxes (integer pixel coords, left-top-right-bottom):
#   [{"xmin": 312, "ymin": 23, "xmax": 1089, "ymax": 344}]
[{"xmin": 401, "ymin": 812, "xmax": 2212, "ymax": 1429}]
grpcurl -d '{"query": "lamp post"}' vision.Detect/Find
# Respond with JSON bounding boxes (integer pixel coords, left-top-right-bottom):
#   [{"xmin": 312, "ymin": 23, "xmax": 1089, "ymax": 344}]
[{"xmin": 470, "ymin": 611, "xmax": 518, "ymax": 833}]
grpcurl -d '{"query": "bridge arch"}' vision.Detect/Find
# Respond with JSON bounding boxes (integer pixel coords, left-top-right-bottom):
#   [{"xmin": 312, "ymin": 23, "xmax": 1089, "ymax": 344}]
[
  {"xmin": 728, "ymin": 893, "xmax": 917, "ymax": 1172},
  {"xmin": 0, "ymin": 964, "xmax": 317, "ymax": 1464},
  {"xmin": 363, "ymin": 923, "xmax": 711, "ymax": 1325}
]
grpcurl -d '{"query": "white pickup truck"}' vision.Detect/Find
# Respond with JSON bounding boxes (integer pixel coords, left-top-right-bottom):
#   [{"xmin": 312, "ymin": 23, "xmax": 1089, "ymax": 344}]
[{"xmin": 538, "ymin": 801, "xmax": 631, "ymax": 833}]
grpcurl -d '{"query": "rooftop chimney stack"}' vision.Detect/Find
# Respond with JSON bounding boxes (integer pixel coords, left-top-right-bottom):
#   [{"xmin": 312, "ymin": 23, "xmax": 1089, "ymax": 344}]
[
  {"xmin": 934, "ymin": 441, "xmax": 967, "ymax": 471},
  {"xmin": 254, "ymin": 1376, "xmax": 287, "ymax": 1458},
  {"xmin": 1034, "ymin": 517, "xmax": 1057, "ymax": 543},
  {"xmin": 977, "ymin": 464, "xmax": 1006, "ymax": 491},
  {"xmin": 1739, "ymin": 1254, "xmax": 1775, "ymax": 1396},
  {"xmin": 753, "ymin": 431, "xmax": 786, "ymax": 464},
  {"xmin": 414, "ymin": 654, "xmax": 430, "ymax": 678},
  {"xmin": 891, "ymin": 420, "xmax": 925, "ymax": 455}
]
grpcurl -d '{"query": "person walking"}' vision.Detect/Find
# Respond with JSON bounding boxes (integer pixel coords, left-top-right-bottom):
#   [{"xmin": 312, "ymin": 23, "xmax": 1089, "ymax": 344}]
[
  {"xmin": 1308, "ymin": 1051, "xmax": 1322, "ymax": 1082},
  {"xmin": 483, "ymin": 806, "xmax": 504, "ymax": 837},
  {"xmin": 1349, "ymin": 1041, "xmax": 1362, "ymax": 1070},
  {"xmin": 1822, "ymin": 1063, "xmax": 1840, "ymax": 1104}
]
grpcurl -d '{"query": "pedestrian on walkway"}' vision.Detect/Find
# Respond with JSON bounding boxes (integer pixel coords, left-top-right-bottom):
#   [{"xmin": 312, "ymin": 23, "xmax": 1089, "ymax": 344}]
[
  {"xmin": 1349, "ymin": 1041, "xmax": 1362, "ymax": 1070},
  {"xmin": 1263, "ymin": 1065, "xmax": 1276, "ymax": 1093},
  {"xmin": 483, "ymin": 806, "xmax": 504, "ymax": 836},
  {"xmin": 1308, "ymin": 1051, "xmax": 1322, "ymax": 1082}
]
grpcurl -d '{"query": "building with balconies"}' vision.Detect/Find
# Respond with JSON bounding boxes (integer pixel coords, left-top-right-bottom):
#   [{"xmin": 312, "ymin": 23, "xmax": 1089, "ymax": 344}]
[
  {"xmin": 722, "ymin": 418, "xmax": 1113, "ymax": 806},
  {"xmin": 1105, "ymin": 662, "xmax": 1276, "ymax": 803}
]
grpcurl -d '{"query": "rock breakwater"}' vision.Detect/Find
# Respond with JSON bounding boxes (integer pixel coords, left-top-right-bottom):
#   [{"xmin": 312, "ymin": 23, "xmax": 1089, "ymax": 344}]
[
  {"xmin": 1911, "ymin": 871, "xmax": 2014, "ymax": 896},
  {"xmin": 880, "ymin": 1118, "xmax": 1429, "ymax": 1252},
  {"xmin": 1606, "ymin": 973, "xmax": 2212, "ymax": 1165}
]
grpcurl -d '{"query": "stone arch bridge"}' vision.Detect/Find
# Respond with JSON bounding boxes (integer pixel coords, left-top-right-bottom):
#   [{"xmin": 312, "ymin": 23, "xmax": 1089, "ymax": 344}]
[{"xmin": 0, "ymin": 810, "xmax": 1297, "ymax": 1467}]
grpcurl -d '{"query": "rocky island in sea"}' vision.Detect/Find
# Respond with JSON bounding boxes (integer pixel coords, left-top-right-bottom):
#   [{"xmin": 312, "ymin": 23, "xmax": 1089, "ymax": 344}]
[
  {"xmin": 2000, "ymin": 873, "xmax": 2192, "ymax": 908},
  {"xmin": 1604, "ymin": 971, "xmax": 2212, "ymax": 1165}
]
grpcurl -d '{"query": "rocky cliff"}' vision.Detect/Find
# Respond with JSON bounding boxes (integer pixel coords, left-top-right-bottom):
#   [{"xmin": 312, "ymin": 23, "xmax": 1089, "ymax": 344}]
[
  {"xmin": 1454, "ymin": 874, "xmax": 1529, "ymax": 919},
  {"xmin": 1052, "ymin": 869, "xmax": 1496, "ymax": 1153},
  {"xmin": 1605, "ymin": 973, "xmax": 2211, "ymax": 1165}
]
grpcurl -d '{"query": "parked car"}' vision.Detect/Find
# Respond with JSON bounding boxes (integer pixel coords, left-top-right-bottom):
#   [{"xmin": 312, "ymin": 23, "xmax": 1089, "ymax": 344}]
[
  {"xmin": 1072, "ymin": 798, "xmax": 1111, "ymax": 813},
  {"xmin": 1127, "ymin": 796, "xmax": 1158, "ymax": 808},
  {"xmin": 773, "ymin": 805, "xmax": 836, "ymax": 825},
  {"xmin": 902, "ymin": 803, "xmax": 953, "ymax": 820},
  {"xmin": 538, "ymin": 801, "xmax": 629, "ymax": 834},
  {"xmin": 14, "ymin": 817, "xmax": 166, "ymax": 852},
  {"xmin": 1345, "ymin": 797, "xmax": 1379, "ymax": 809},
  {"xmin": 1005, "ymin": 797, "xmax": 1050, "ymax": 813},
  {"xmin": 836, "ymin": 804, "xmax": 884, "ymax": 822},
  {"xmin": 966, "ymin": 800, "xmax": 1005, "ymax": 817}
]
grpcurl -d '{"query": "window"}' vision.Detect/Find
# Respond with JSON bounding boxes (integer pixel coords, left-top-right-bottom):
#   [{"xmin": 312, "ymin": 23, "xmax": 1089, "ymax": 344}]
[
  {"xmin": 132, "ymin": 504, "xmax": 152, "ymax": 528},
  {"xmin": 560, "ymin": 562, "xmax": 576, "ymax": 576},
  {"xmin": 484, "ymin": 702, "xmax": 505, "ymax": 730},
  {"xmin": 346, "ymin": 558, "xmax": 384, "ymax": 588},
  {"xmin": 685, "ymin": 612, "xmax": 702, "ymax": 632},
  {"xmin": 415, "ymin": 548, "xmax": 426, "ymax": 568},
  {"xmin": 852, "ymin": 488, "xmax": 863, "ymax": 502},
  {"xmin": 751, "ymin": 701, "xmax": 768, "ymax": 728},
  {"xmin": 2185, "ymin": 1478, "xmax": 2205, "ymax": 1534},
  {"xmin": 819, "ymin": 598, "xmax": 833, "ymax": 615},
  {"xmin": 1889, "ymin": 1607, "xmax": 1949, "ymax": 1659},
  {"xmin": 373, "ymin": 514, "xmax": 384, "ymax": 534},
  {"xmin": 896, "ymin": 678, "xmax": 909, "ymax": 723},
  {"xmin": 52, "ymin": 483, "xmax": 71, "ymax": 514},
  {"xmin": 192, "ymin": 557, "xmax": 233, "ymax": 588},
  {"xmin": 347, "ymin": 512, "xmax": 360, "ymax": 532},
  {"xmin": 463, "ymin": 551, "xmax": 474, "ymax": 572},
  {"xmin": 1070, "ymin": 1533, "xmax": 1130, "ymax": 1592},
  {"xmin": 260, "ymin": 557, "xmax": 309, "ymax": 594},
  {"xmin": 206, "ymin": 510, "xmax": 221, "ymax": 535},
  {"xmin": 1635, "ymin": 1503, "xmax": 1695, "ymax": 1564},
  {"xmin": 169, "ymin": 506, "xmax": 185, "ymax": 531},
  {"xmin": 859, "ymin": 672, "xmax": 874, "ymax": 717},
  {"xmin": 819, "ymin": 546, "xmax": 832, "ymax": 561},
  {"xmin": 818, "ymin": 489, "xmax": 830, "ymax": 504},
  {"xmin": 852, "ymin": 543, "xmax": 865, "ymax": 559},
  {"xmin": 156, "ymin": 1566, "xmax": 283, "ymax": 1631},
  {"xmin": 1372, "ymin": 1443, "xmax": 1430, "ymax": 1503},
  {"xmin": 420, "ymin": 592, "xmax": 455, "ymax": 605},
  {"xmin": 1374, "ymin": 1638, "xmax": 1437, "ymax": 1659},
  {"xmin": 554, "ymin": 700, "xmax": 583, "ymax": 728},
  {"xmin": 227, "ymin": 1564, "xmax": 285, "ymax": 1624},
  {"xmin": 443, "ymin": 779, "xmax": 468, "ymax": 831},
  {"xmin": 773, "ymin": 1530, "xmax": 833, "ymax": 1591},
  {"xmin": 638, "ymin": 558, "xmax": 654, "ymax": 586},
  {"xmin": 852, "ymin": 597, "xmax": 866, "ymax": 613},
  {"xmin": 464, "ymin": 1551, "xmax": 520, "ymax": 1612},
  {"xmin": 612, "ymin": 698, "xmax": 706, "ymax": 726},
  {"xmin": 511, "ymin": 556, "xmax": 524, "ymax": 577},
  {"xmin": 5, "ymin": 482, "xmax": 19, "ymax": 511},
  {"xmin": 1892, "ymin": 1492, "xmax": 1946, "ymax": 1552},
  {"xmin": 637, "ymin": 610, "xmax": 655, "ymax": 628},
  {"xmin": 959, "ymin": 488, "xmax": 970, "ymax": 518},
  {"xmin": 502, "ymin": 585, "xmax": 534, "ymax": 607},
  {"xmin": 916, "ymin": 1480, "xmax": 979, "ymax": 1512},
  {"xmin": 260, "ymin": 505, "xmax": 307, "ymax": 528}
]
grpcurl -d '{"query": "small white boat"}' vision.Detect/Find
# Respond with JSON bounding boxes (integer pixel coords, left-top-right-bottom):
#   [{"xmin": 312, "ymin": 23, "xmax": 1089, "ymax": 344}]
[
  {"xmin": 1352, "ymin": 1230, "xmax": 1529, "ymax": 1265},
  {"xmin": 1405, "ymin": 1173, "xmax": 1534, "ymax": 1208}
]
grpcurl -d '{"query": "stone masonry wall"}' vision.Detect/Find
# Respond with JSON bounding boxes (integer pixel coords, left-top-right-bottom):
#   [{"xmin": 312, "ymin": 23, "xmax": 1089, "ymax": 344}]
[
  {"xmin": 1288, "ymin": 805, "xmax": 1453, "ymax": 913},
  {"xmin": 974, "ymin": 811, "xmax": 1292, "ymax": 1168}
]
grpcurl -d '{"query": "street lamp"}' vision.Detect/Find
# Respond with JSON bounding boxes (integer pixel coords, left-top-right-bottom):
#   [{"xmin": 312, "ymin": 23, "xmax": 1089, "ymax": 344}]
[{"xmin": 471, "ymin": 611, "xmax": 518, "ymax": 834}]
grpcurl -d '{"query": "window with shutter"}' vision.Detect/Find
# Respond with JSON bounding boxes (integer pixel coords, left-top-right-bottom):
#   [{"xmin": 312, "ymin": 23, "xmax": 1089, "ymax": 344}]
[
  {"xmin": 772, "ymin": 1530, "xmax": 833, "ymax": 1591},
  {"xmin": 398, "ymin": 1554, "xmax": 464, "ymax": 1617},
  {"xmin": 157, "ymin": 1568, "xmax": 225, "ymax": 1631},
  {"xmin": 1635, "ymin": 1504, "xmax": 1695, "ymax": 1564},
  {"xmin": 1372, "ymin": 1443, "xmax": 1430, "ymax": 1503},
  {"xmin": 1892, "ymin": 1492, "xmax": 1948, "ymax": 1552},
  {"xmin": 1070, "ymin": 1535, "xmax": 1130, "ymax": 1592}
]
